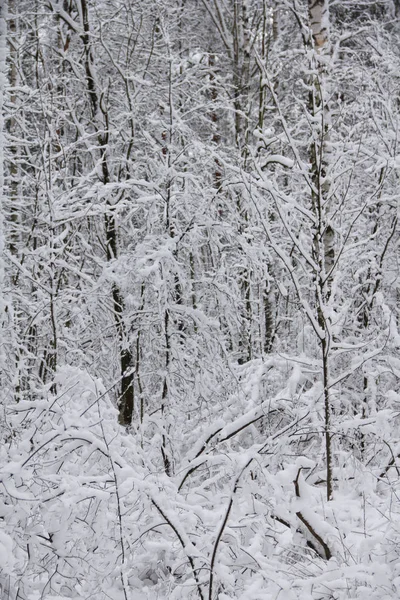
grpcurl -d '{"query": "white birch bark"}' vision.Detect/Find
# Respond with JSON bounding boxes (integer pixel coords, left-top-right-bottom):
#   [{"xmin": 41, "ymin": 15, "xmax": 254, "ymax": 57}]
[
  {"xmin": 308, "ymin": 0, "xmax": 334, "ymax": 501},
  {"xmin": 309, "ymin": 0, "xmax": 329, "ymax": 49},
  {"xmin": 0, "ymin": 1, "xmax": 7, "ymax": 349}
]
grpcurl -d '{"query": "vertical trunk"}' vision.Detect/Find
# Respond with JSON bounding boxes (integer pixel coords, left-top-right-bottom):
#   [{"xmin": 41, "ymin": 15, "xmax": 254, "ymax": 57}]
[
  {"xmin": 272, "ymin": 0, "xmax": 280, "ymax": 42},
  {"xmin": 232, "ymin": 0, "xmax": 251, "ymax": 153},
  {"xmin": 0, "ymin": 1, "xmax": 6, "ymax": 332},
  {"xmin": 308, "ymin": 0, "xmax": 333, "ymax": 500},
  {"xmin": 258, "ymin": 0, "xmax": 275, "ymax": 355},
  {"xmin": 6, "ymin": 0, "xmax": 23, "ymax": 399},
  {"xmin": 208, "ymin": 53, "xmax": 222, "ymax": 191},
  {"xmin": 309, "ymin": 0, "xmax": 329, "ymax": 49},
  {"xmin": 263, "ymin": 285, "xmax": 275, "ymax": 354},
  {"xmin": 79, "ymin": 0, "xmax": 134, "ymax": 426},
  {"xmin": 7, "ymin": 0, "xmax": 18, "ymax": 256},
  {"xmin": 233, "ymin": 1, "xmax": 253, "ymax": 362}
]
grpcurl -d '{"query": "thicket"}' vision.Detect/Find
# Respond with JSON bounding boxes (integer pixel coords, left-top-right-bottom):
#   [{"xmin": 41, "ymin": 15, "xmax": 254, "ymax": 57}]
[{"xmin": 0, "ymin": 1, "xmax": 399, "ymax": 599}]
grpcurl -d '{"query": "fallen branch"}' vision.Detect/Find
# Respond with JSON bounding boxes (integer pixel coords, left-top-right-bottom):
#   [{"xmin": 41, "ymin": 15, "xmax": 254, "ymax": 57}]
[{"xmin": 294, "ymin": 468, "xmax": 332, "ymax": 560}]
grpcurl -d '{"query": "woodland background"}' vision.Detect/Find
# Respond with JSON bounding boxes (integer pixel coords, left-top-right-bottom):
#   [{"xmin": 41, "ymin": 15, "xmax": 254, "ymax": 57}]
[{"xmin": 0, "ymin": 0, "xmax": 400, "ymax": 599}]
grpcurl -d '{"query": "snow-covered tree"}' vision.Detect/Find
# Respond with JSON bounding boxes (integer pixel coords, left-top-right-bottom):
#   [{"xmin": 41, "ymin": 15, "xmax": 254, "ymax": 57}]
[{"xmin": 1, "ymin": 1, "xmax": 399, "ymax": 599}]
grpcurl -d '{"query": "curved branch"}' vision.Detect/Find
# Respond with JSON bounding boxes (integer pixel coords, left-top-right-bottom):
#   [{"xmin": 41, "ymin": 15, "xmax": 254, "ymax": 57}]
[
  {"xmin": 152, "ymin": 499, "xmax": 205, "ymax": 600},
  {"xmin": 208, "ymin": 459, "xmax": 253, "ymax": 600}
]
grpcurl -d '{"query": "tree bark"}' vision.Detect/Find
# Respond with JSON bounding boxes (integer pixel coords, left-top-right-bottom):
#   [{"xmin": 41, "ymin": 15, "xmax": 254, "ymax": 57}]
[
  {"xmin": 308, "ymin": 0, "xmax": 333, "ymax": 501},
  {"xmin": 79, "ymin": 0, "xmax": 134, "ymax": 425}
]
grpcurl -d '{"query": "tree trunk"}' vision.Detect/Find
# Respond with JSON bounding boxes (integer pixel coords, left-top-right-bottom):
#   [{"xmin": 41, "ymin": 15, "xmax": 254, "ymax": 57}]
[
  {"xmin": 0, "ymin": 0, "xmax": 6, "ymax": 322},
  {"xmin": 79, "ymin": 0, "xmax": 134, "ymax": 426},
  {"xmin": 308, "ymin": 0, "xmax": 333, "ymax": 501}
]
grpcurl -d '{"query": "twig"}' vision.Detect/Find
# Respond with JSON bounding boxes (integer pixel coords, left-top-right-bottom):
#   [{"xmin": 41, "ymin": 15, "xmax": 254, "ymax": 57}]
[{"xmin": 208, "ymin": 459, "xmax": 253, "ymax": 600}]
